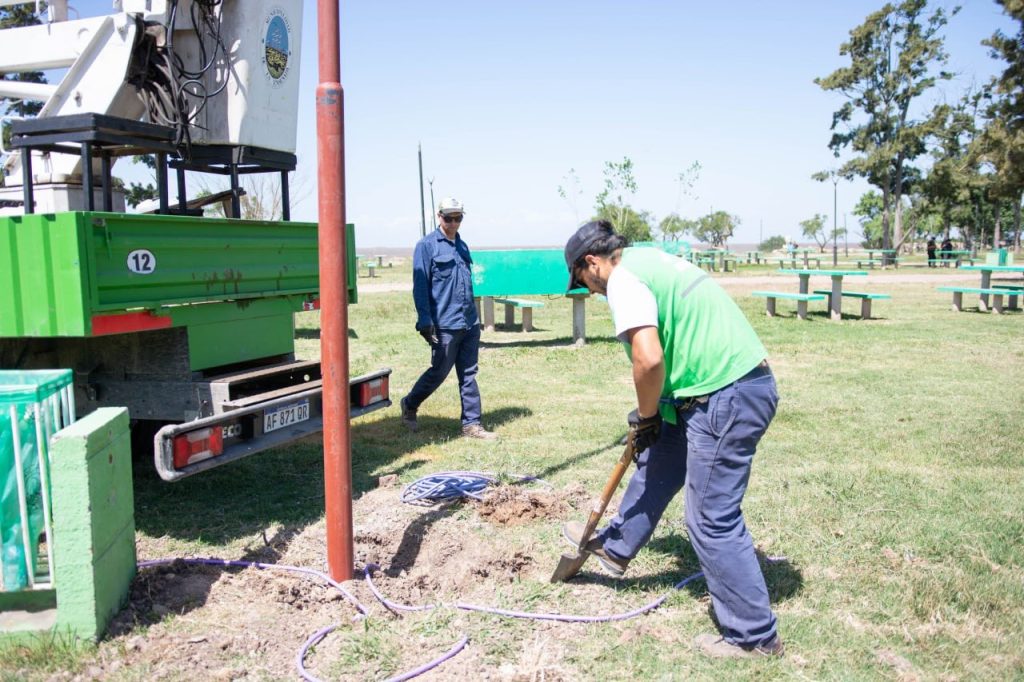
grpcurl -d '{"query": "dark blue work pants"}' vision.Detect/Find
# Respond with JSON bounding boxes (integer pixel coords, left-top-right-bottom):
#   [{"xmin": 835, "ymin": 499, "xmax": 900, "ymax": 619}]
[
  {"xmin": 404, "ymin": 327, "xmax": 482, "ymax": 427},
  {"xmin": 600, "ymin": 364, "xmax": 780, "ymax": 647}
]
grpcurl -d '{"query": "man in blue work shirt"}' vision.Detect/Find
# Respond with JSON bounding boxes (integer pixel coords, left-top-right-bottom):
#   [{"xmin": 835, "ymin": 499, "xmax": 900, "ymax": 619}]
[{"xmin": 400, "ymin": 198, "xmax": 497, "ymax": 440}]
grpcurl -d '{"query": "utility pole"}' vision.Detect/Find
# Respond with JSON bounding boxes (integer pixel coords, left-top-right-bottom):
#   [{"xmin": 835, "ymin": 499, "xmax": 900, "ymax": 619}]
[
  {"xmin": 844, "ymin": 214, "xmax": 848, "ymax": 256},
  {"xmin": 759, "ymin": 218, "xmax": 763, "ymax": 248},
  {"xmin": 832, "ymin": 173, "xmax": 839, "ymax": 267},
  {"xmin": 428, "ymin": 177, "xmax": 436, "ymax": 228},
  {"xmin": 418, "ymin": 144, "xmax": 426, "ymax": 237}
]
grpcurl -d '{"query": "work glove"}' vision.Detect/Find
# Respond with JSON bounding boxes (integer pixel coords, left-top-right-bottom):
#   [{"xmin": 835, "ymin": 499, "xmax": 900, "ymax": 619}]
[
  {"xmin": 418, "ymin": 325, "xmax": 439, "ymax": 345},
  {"xmin": 627, "ymin": 408, "xmax": 662, "ymax": 456}
]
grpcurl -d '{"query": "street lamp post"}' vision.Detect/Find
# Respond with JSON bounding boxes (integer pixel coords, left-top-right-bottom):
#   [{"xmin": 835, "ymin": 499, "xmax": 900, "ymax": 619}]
[{"xmin": 832, "ymin": 174, "xmax": 839, "ymax": 267}]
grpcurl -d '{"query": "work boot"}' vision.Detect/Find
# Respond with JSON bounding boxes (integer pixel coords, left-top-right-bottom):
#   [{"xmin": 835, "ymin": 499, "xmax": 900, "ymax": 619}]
[
  {"xmin": 400, "ymin": 397, "xmax": 418, "ymax": 432},
  {"xmin": 561, "ymin": 521, "xmax": 630, "ymax": 578},
  {"xmin": 694, "ymin": 633, "xmax": 784, "ymax": 659},
  {"xmin": 461, "ymin": 423, "xmax": 497, "ymax": 440}
]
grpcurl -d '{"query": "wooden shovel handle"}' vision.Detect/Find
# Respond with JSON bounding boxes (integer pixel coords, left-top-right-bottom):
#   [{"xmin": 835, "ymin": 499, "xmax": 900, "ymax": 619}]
[{"xmin": 575, "ymin": 434, "xmax": 636, "ymax": 552}]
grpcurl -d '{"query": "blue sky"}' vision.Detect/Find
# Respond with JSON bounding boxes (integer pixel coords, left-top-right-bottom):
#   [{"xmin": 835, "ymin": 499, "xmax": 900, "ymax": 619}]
[{"xmin": 74, "ymin": 1, "xmax": 1015, "ymax": 247}]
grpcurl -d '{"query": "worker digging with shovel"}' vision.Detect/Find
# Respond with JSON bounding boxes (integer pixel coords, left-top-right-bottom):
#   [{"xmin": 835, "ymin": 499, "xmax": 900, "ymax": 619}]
[{"xmin": 553, "ymin": 220, "xmax": 783, "ymax": 659}]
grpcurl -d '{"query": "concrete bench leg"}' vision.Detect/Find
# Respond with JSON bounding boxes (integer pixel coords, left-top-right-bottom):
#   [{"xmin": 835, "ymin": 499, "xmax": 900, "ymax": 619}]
[
  {"xmin": 861, "ymin": 298, "xmax": 872, "ymax": 320},
  {"xmin": 522, "ymin": 307, "xmax": 534, "ymax": 332},
  {"xmin": 1007, "ymin": 294, "xmax": 1019, "ymax": 310},
  {"xmin": 504, "ymin": 304, "xmax": 515, "ymax": 328},
  {"xmin": 572, "ymin": 296, "xmax": 586, "ymax": 345},
  {"xmin": 951, "ymin": 291, "xmax": 963, "ymax": 312},
  {"xmin": 797, "ymin": 299, "xmax": 808, "ymax": 320},
  {"xmin": 992, "ymin": 295, "xmax": 1004, "ymax": 314},
  {"xmin": 483, "ymin": 296, "xmax": 495, "ymax": 332},
  {"xmin": 765, "ymin": 297, "xmax": 776, "ymax": 317}
]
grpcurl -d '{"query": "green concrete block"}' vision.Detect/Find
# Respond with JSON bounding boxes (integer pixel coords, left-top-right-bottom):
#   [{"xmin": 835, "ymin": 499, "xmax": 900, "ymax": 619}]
[{"xmin": 49, "ymin": 408, "xmax": 135, "ymax": 641}]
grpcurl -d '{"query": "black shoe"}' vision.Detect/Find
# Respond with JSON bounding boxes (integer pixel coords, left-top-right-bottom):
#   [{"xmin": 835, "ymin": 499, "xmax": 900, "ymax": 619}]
[
  {"xmin": 694, "ymin": 633, "xmax": 785, "ymax": 659},
  {"xmin": 400, "ymin": 397, "xmax": 418, "ymax": 432},
  {"xmin": 561, "ymin": 521, "xmax": 630, "ymax": 577}
]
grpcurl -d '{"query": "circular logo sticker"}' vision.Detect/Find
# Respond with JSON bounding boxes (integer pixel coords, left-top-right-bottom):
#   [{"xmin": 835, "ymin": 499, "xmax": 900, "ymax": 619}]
[{"xmin": 262, "ymin": 8, "xmax": 292, "ymax": 84}]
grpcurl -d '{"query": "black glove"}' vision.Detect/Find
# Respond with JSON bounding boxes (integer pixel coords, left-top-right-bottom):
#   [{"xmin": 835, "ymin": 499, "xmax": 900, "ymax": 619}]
[
  {"xmin": 627, "ymin": 408, "xmax": 662, "ymax": 455},
  {"xmin": 418, "ymin": 325, "xmax": 439, "ymax": 345}
]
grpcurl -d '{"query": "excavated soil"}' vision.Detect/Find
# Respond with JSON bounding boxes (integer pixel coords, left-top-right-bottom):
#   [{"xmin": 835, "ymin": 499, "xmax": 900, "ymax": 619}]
[{"xmin": 56, "ymin": 481, "xmax": 627, "ymax": 681}]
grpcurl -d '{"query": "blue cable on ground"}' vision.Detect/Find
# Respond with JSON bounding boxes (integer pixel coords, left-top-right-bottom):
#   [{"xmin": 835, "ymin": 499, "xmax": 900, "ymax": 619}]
[{"xmin": 399, "ymin": 470, "xmax": 547, "ymax": 505}]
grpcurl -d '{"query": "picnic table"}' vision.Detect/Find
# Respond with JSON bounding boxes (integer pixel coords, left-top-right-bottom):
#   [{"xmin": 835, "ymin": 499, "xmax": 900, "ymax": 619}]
[
  {"xmin": 958, "ymin": 264, "xmax": 1024, "ymax": 310},
  {"xmin": 702, "ymin": 249, "xmax": 735, "ymax": 272},
  {"xmin": 778, "ymin": 268, "xmax": 868, "ymax": 320},
  {"xmin": 934, "ymin": 250, "xmax": 971, "ymax": 267},
  {"xmin": 745, "ymin": 250, "xmax": 762, "ymax": 265}
]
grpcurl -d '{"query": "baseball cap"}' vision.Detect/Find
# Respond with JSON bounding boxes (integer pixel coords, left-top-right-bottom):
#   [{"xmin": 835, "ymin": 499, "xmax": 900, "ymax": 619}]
[
  {"xmin": 437, "ymin": 197, "xmax": 465, "ymax": 215},
  {"xmin": 564, "ymin": 220, "xmax": 613, "ymax": 291}
]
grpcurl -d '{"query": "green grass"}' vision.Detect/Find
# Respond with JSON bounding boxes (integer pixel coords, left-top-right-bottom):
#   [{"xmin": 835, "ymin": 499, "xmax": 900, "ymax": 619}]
[{"xmin": 4, "ymin": 258, "xmax": 1023, "ymax": 680}]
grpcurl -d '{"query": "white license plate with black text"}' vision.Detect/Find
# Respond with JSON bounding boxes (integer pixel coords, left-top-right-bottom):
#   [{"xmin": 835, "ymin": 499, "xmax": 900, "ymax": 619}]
[{"xmin": 264, "ymin": 399, "xmax": 310, "ymax": 433}]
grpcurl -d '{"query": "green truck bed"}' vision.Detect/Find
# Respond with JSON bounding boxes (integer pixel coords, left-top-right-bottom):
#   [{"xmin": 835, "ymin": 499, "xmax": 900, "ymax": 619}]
[{"xmin": 0, "ymin": 212, "xmax": 355, "ymax": 338}]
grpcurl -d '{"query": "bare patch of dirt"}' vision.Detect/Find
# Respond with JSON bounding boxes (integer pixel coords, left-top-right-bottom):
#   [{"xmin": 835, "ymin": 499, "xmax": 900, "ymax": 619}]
[
  {"xmin": 472, "ymin": 485, "xmax": 570, "ymax": 526},
  {"xmin": 70, "ymin": 482, "xmax": 642, "ymax": 681}
]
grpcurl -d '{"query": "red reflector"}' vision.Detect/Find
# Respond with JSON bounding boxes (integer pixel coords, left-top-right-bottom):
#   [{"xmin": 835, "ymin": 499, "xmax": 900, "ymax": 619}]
[
  {"xmin": 352, "ymin": 376, "xmax": 388, "ymax": 407},
  {"xmin": 172, "ymin": 427, "xmax": 224, "ymax": 469}
]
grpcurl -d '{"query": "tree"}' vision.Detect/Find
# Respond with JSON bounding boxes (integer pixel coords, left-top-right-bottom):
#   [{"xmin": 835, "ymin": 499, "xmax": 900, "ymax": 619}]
[
  {"xmin": 657, "ymin": 213, "xmax": 696, "ymax": 241},
  {"xmin": 556, "ymin": 168, "xmax": 583, "ymax": 225},
  {"xmin": 594, "ymin": 203, "xmax": 652, "ymax": 242},
  {"xmin": 594, "ymin": 156, "xmax": 640, "ymax": 233},
  {"xmin": 816, "ymin": 1, "xmax": 956, "ymax": 260},
  {"xmin": 800, "ymin": 214, "xmax": 830, "ymax": 252},
  {"xmin": 853, "ymin": 191, "xmax": 884, "ymax": 248},
  {"xmin": 0, "ymin": 3, "xmax": 46, "ymax": 173},
  {"xmin": 759, "ymin": 235, "xmax": 786, "ymax": 251},
  {"xmin": 979, "ymin": 0, "xmax": 1024, "ymax": 251},
  {"xmin": 691, "ymin": 210, "xmax": 738, "ymax": 247}
]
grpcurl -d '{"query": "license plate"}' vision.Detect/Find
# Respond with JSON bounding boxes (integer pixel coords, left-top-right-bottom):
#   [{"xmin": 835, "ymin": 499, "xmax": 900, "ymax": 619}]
[{"xmin": 264, "ymin": 399, "xmax": 310, "ymax": 433}]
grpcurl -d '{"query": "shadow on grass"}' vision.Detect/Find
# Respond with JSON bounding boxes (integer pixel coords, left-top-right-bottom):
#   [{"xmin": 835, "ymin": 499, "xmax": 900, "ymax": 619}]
[
  {"xmin": 385, "ymin": 504, "xmax": 460, "ymax": 577},
  {"xmin": 480, "ymin": 335, "xmax": 620, "ymax": 349},
  {"xmin": 531, "ymin": 434, "xmax": 626, "ymax": 480},
  {"xmin": 565, "ymin": 535, "xmax": 803, "ymax": 605},
  {"xmin": 132, "ymin": 406, "xmax": 532, "ymax": 544}
]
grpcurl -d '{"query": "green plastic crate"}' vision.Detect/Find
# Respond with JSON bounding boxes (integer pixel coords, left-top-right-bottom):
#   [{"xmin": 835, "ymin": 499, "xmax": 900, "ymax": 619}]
[{"xmin": 0, "ymin": 370, "xmax": 73, "ymax": 591}]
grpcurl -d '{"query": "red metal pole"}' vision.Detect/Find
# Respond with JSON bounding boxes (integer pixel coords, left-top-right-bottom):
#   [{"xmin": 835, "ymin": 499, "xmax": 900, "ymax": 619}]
[{"xmin": 316, "ymin": 0, "xmax": 352, "ymax": 581}]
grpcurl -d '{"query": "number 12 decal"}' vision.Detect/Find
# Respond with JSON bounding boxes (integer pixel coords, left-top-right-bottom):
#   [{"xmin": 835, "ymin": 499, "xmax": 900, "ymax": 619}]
[{"xmin": 127, "ymin": 249, "xmax": 156, "ymax": 274}]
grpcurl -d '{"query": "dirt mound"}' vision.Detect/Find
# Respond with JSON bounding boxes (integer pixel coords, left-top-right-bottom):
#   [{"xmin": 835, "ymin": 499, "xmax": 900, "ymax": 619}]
[{"xmin": 473, "ymin": 485, "xmax": 569, "ymax": 526}]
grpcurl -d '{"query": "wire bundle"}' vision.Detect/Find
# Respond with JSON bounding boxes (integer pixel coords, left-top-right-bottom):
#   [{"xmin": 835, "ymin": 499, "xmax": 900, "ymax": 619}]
[
  {"xmin": 399, "ymin": 471, "xmax": 497, "ymax": 505},
  {"xmin": 132, "ymin": 0, "xmax": 229, "ymax": 156}
]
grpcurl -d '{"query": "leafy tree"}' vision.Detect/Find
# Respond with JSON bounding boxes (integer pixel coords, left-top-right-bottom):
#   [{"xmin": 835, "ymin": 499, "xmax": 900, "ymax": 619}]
[
  {"xmin": 853, "ymin": 191, "xmax": 884, "ymax": 248},
  {"xmin": 594, "ymin": 203, "xmax": 652, "ymax": 242},
  {"xmin": 657, "ymin": 213, "xmax": 696, "ymax": 241},
  {"xmin": 594, "ymin": 156, "xmax": 639, "ymax": 231},
  {"xmin": 0, "ymin": 3, "xmax": 46, "ymax": 176},
  {"xmin": 691, "ymin": 210, "xmax": 738, "ymax": 247},
  {"xmin": 922, "ymin": 97, "xmax": 981, "ymax": 239},
  {"xmin": 979, "ymin": 0, "xmax": 1024, "ymax": 251},
  {"xmin": 816, "ymin": 1, "xmax": 956, "ymax": 259},
  {"xmin": 800, "ymin": 214, "xmax": 829, "ymax": 252},
  {"xmin": 759, "ymin": 235, "xmax": 787, "ymax": 251}
]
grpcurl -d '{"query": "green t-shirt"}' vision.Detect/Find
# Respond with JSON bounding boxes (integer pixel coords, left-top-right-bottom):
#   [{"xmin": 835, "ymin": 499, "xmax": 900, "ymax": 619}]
[{"xmin": 612, "ymin": 248, "xmax": 767, "ymax": 424}]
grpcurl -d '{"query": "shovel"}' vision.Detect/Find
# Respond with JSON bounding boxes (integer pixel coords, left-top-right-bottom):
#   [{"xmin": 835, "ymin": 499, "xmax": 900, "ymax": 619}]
[{"xmin": 550, "ymin": 433, "xmax": 637, "ymax": 583}]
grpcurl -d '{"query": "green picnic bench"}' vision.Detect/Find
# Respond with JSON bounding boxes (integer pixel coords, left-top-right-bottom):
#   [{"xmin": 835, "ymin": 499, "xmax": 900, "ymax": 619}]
[
  {"xmin": 993, "ymin": 284, "xmax": 1024, "ymax": 310},
  {"xmin": 492, "ymin": 297, "xmax": 545, "ymax": 331},
  {"xmin": 751, "ymin": 291, "xmax": 826, "ymax": 320},
  {"xmin": 937, "ymin": 286, "xmax": 1014, "ymax": 314},
  {"xmin": 812, "ymin": 290, "xmax": 891, "ymax": 320}
]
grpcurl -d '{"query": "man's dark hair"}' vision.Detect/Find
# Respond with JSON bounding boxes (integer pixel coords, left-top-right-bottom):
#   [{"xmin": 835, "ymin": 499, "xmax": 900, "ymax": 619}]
[{"xmin": 572, "ymin": 220, "xmax": 628, "ymax": 268}]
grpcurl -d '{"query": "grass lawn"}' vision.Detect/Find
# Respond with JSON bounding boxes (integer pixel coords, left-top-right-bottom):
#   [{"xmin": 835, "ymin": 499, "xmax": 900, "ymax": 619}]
[{"xmin": 2, "ymin": 257, "xmax": 1022, "ymax": 680}]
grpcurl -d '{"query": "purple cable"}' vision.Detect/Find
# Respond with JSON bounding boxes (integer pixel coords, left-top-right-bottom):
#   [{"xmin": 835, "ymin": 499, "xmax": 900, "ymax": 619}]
[
  {"xmin": 136, "ymin": 557, "xmax": 369, "ymax": 617},
  {"xmin": 363, "ymin": 564, "xmax": 437, "ymax": 613},
  {"xmin": 296, "ymin": 622, "xmax": 468, "ymax": 682}
]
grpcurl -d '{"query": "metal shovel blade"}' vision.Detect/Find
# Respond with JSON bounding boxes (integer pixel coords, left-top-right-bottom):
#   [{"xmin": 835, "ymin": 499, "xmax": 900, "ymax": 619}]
[{"xmin": 550, "ymin": 549, "xmax": 590, "ymax": 583}]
